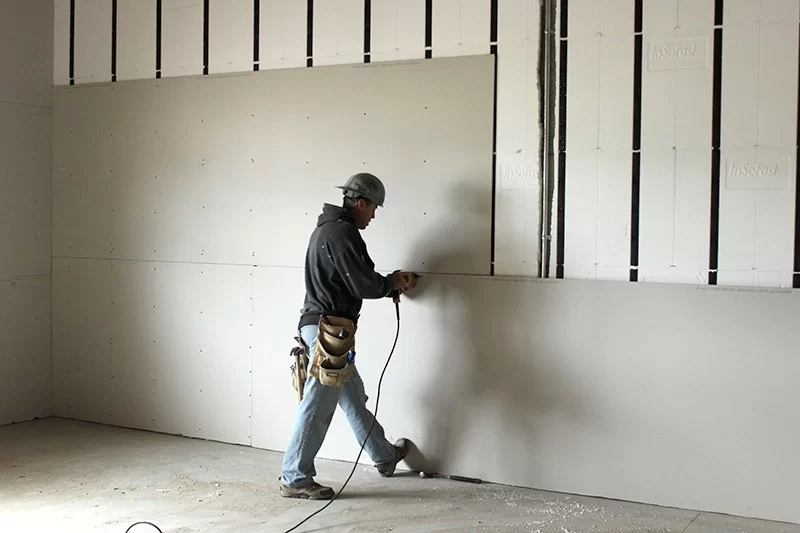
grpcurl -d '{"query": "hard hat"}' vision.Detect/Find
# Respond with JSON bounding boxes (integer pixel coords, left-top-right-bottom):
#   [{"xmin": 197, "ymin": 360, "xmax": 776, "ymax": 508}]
[{"xmin": 336, "ymin": 173, "xmax": 386, "ymax": 207}]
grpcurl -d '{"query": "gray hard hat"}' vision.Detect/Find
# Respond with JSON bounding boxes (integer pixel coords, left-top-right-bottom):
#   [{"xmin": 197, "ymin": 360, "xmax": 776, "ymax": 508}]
[{"xmin": 336, "ymin": 173, "xmax": 386, "ymax": 207}]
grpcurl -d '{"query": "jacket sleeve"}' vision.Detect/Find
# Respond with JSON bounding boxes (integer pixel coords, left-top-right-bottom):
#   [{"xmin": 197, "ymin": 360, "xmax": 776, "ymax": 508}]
[{"xmin": 332, "ymin": 240, "xmax": 394, "ymax": 300}]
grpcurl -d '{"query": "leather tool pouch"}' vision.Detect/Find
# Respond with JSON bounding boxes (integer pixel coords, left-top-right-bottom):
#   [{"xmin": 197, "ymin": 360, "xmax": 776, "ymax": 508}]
[
  {"xmin": 309, "ymin": 315, "xmax": 356, "ymax": 387},
  {"xmin": 290, "ymin": 335, "xmax": 308, "ymax": 403}
]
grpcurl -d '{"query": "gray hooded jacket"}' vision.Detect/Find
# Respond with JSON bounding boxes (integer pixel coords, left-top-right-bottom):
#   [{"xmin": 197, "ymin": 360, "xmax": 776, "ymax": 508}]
[{"xmin": 298, "ymin": 203, "xmax": 394, "ymax": 329}]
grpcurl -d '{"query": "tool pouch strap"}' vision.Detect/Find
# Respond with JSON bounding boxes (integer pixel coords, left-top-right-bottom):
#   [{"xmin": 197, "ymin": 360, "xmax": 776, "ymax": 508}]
[
  {"xmin": 309, "ymin": 315, "xmax": 356, "ymax": 387},
  {"xmin": 290, "ymin": 334, "xmax": 308, "ymax": 403}
]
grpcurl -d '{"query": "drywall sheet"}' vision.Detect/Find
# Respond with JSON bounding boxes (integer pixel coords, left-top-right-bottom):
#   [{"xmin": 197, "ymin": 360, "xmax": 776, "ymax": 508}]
[
  {"xmin": 209, "ymin": 0, "xmax": 252, "ymax": 74},
  {"xmin": 52, "ymin": 257, "xmax": 253, "ymax": 444},
  {"xmin": 0, "ymin": 0, "xmax": 52, "ymax": 106},
  {"xmin": 0, "ymin": 103, "xmax": 51, "ymax": 280},
  {"xmin": 53, "ymin": 55, "xmax": 495, "ymax": 275},
  {"xmin": 259, "ymin": 0, "xmax": 307, "ymax": 70},
  {"xmin": 432, "ymin": 0, "xmax": 491, "ymax": 58},
  {"xmin": 493, "ymin": 0, "xmax": 541, "ymax": 277},
  {"xmin": 562, "ymin": 0, "xmax": 635, "ymax": 281},
  {"xmin": 117, "ymin": 0, "xmax": 157, "ymax": 81},
  {"xmin": 250, "ymin": 267, "xmax": 800, "ymax": 525},
  {"xmin": 370, "ymin": 0, "xmax": 426, "ymax": 63},
  {"xmin": 53, "ymin": 0, "xmax": 70, "ymax": 86},
  {"xmin": 718, "ymin": 7, "xmax": 798, "ymax": 287},
  {"xmin": 0, "ymin": 278, "xmax": 51, "ymax": 426},
  {"xmin": 74, "ymin": 0, "xmax": 112, "ymax": 84},
  {"xmin": 162, "ymin": 0, "xmax": 204, "ymax": 77},
  {"xmin": 639, "ymin": 0, "xmax": 714, "ymax": 284},
  {"xmin": 313, "ymin": 0, "xmax": 365, "ymax": 66}
]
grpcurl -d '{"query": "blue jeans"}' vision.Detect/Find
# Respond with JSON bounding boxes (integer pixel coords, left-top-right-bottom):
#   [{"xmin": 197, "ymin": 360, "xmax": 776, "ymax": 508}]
[{"xmin": 280, "ymin": 324, "xmax": 396, "ymax": 487}]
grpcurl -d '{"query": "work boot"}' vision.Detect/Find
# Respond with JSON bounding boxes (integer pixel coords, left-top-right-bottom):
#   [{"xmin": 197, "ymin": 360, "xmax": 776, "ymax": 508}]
[
  {"xmin": 375, "ymin": 438, "xmax": 410, "ymax": 477},
  {"xmin": 279, "ymin": 482, "xmax": 335, "ymax": 500}
]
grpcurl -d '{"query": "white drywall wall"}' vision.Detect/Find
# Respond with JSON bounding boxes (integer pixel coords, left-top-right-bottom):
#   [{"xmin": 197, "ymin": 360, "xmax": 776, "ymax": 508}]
[
  {"xmin": 0, "ymin": 0, "xmax": 53, "ymax": 426},
  {"xmin": 50, "ymin": 0, "xmax": 800, "ymax": 525}
]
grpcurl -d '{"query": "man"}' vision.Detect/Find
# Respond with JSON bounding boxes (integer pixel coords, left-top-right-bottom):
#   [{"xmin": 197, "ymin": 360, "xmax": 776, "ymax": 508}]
[{"xmin": 280, "ymin": 172, "xmax": 415, "ymax": 500}]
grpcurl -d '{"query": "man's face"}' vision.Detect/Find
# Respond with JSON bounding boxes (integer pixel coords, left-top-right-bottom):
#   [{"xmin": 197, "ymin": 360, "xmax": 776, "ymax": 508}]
[{"xmin": 353, "ymin": 199, "xmax": 378, "ymax": 230}]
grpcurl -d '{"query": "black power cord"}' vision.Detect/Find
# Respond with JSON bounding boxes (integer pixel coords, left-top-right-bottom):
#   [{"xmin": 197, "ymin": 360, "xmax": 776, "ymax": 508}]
[{"xmin": 283, "ymin": 300, "xmax": 402, "ymax": 533}]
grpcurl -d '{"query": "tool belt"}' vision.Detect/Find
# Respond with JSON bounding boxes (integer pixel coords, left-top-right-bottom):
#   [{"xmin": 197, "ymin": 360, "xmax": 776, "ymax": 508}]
[{"xmin": 308, "ymin": 315, "xmax": 356, "ymax": 388}]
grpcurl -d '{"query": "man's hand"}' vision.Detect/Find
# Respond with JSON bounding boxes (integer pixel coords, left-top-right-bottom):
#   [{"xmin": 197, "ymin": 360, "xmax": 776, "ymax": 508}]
[{"xmin": 391, "ymin": 271, "xmax": 414, "ymax": 293}]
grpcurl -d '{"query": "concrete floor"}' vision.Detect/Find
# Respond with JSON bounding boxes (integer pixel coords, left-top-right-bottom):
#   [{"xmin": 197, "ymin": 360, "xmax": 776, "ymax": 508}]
[{"xmin": 2, "ymin": 419, "xmax": 799, "ymax": 533}]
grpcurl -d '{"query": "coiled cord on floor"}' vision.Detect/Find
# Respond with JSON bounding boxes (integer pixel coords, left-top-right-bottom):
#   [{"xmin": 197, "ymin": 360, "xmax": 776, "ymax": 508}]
[{"xmin": 283, "ymin": 301, "xmax": 402, "ymax": 533}]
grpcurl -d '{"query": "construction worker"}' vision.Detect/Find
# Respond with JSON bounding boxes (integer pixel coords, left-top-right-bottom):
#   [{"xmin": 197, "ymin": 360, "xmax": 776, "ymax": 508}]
[{"xmin": 279, "ymin": 172, "xmax": 414, "ymax": 500}]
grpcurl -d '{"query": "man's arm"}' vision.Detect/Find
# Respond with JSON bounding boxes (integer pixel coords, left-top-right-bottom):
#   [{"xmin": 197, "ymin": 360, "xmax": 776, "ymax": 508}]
[{"xmin": 332, "ymin": 241, "xmax": 394, "ymax": 300}]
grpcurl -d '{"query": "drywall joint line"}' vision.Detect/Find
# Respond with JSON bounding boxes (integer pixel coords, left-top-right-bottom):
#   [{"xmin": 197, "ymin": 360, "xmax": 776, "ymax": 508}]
[
  {"xmin": 0, "ymin": 100, "xmax": 52, "ymax": 109},
  {"xmin": 0, "ymin": 275, "xmax": 52, "ymax": 283}
]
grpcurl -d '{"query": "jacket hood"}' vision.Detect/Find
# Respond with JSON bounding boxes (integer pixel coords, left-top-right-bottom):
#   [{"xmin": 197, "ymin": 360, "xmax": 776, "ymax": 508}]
[{"xmin": 317, "ymin": 203, "xmax": 355, "ymax": 227}]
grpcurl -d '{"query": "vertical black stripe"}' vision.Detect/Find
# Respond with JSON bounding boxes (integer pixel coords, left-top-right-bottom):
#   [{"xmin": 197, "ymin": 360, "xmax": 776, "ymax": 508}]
[
  {"xmin": 556, "ymin": 1, "xmax": 568, "ymax": 279},
  {"xmin": 425, "ymin": 0, "xmax": 432, "ymax": 59},
  {"xmin": 156, "ymin": 0, "xmax": 162, "ymax": 78},
  {"xmin": 794, "ymin": 24, "xmax": 800, "ymax": 288},
  {"xmin": 111, "ymin": 0, "xmax": 117, "ymax": 82},
  {"xmin": 489, "ymin": 0, "xmax": 498, "ymax": 275},
  {"xmin": 69, "ymin": 0, "xmax": 75, "ymax": 85},
  {"xmin": 203, "ymin": 0, "xmax": 209, "ymax": 75},
  {"xmin": 307, "ymin": 0, "xmax": 314, "ymax": 67},
  {"xmin": 630, "ymin": 0, "xmax": 643, "ymax": 282},
  {"xmin": 253, "ymin": 0, "xmax": 260, "ymax": 71},
  {"xmin": 364, "ymin": 0, "xmax": 371, "ymax": 63},
  {"xmin": 709, "ymin": 3, "xmax": 723, "ymax": 285}
]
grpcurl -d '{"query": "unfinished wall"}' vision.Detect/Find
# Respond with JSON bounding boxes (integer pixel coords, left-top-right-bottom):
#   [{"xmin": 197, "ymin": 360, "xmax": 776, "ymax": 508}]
[
  {"xmin": 51, "ymin": 0, "xmax": 800, "ymax": 525},
  {"xmin": 0, "ymin": 1, "xmax": 53, "ymax": 426},
  {"xmin": 552, "ymin": 0, "xmax": 799, "ymax": 286}
]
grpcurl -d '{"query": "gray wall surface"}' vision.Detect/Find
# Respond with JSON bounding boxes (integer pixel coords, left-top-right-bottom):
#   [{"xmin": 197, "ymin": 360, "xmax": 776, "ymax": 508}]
[
  {"xmin": 0, "ymin": 0, "xmax": 53, "ymax": 426},
  {"xmin": 51, "ymin": 54, "xmax": 800, "ymax": 525}
]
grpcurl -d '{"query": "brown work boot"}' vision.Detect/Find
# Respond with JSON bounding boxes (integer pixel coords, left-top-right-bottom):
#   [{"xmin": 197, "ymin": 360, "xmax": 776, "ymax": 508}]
[
  {"xmin": 375, "ymin": 438, "xmax": 410, "ymax": 477},
  {"xmin": 280, "ymin": 482, "xmax": 335, "ymax": 500}
]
